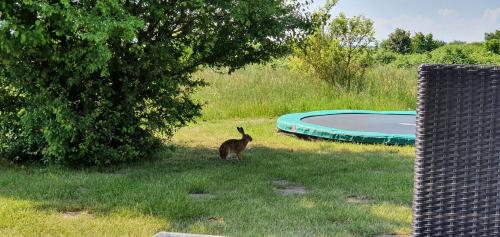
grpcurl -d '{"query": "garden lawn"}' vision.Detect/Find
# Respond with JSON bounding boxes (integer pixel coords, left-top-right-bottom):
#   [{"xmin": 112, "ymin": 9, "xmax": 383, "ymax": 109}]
[{"xmin": 0, "ymin": 118, "xmax": 414, "ymax": 237}]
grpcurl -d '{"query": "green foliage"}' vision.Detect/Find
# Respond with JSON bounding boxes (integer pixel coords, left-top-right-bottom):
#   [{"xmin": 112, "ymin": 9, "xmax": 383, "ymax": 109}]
[
  {"xmin": 390, "ymin": 53, "xmax": 431, "ymax": 68},
  {"xmin": 374, "ymin": 50, "xmax": 398, "ymax": 64},
  {"xmin": 411, "ymin": 32, "xmax": 445, "ymax": 53},
  {"xmin": 428, "ymin": 43, "xmax": 500, "ymax": 65},
  {"xmin": 378, "ymin": 43, "xmax": 500, "ymax": 68},
  {"xmin": 410, "ymin": 33, "xmax": 426, "ymax": 53},
  {"xmin": 485, "ymin": 30, "xmax": 500, "ymax": 41},
  {"xmin": 381, "ymin": 30, "xmax": 445, "ymax": 55},
  {"xmin": 293, "ymin": 12, "xmax": 375, "ymax": 89},
  {"xmin": 381, "ymin": 28, "xmax": 412, "ymax": 54},
  {"xmin": 0, "ymin": 1, "xmax": 310, "ymax": 166},
  {"xmin": 432, "ymin": 47, "xmax": 477, "ymax": 64},
  {"xmin": 485, "ymin": 39, "xmax": 500, "ymax": 54}
]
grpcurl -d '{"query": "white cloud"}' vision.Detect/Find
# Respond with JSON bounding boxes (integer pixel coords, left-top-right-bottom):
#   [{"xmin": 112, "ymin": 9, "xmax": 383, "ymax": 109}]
[
  {"xmin": 438, "ymin": 8, "xmax": 457, "ymax": 17},
  {"xmin": 483, "ymin": 8, "xmax": 500, "ymax": 23}
]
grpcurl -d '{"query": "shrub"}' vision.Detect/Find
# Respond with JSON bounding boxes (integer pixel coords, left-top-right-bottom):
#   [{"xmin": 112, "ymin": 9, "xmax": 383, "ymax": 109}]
[
  {"xmin": 374, "ymin": 50, "xmax": 398, "ymax": 64},
  {"xmin": 293, "ymin": 12, "xmax": 375, "ymax": 89},
  {"xmin": 382, "ymin": 43, "xmax": 500, "ymax": 68},
  {"xmin": 0, "ymin": 1, "xmax": 310, "ymax": 166},
  {"xmin": 485, "ymin": 39, "xmax": 500, "ymax": 54},
  {"xmin": 391, "ymin": 53, "xmax": 431, "ymax": 68},
  {"xmin": 431, "ymin": 47, "xmax": 478, "ymax": 64}
]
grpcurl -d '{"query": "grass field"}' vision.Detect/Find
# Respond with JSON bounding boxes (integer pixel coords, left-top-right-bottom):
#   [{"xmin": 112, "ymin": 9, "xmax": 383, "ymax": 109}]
[
  {"xmin": 0, "ymin": 64, "xmax": 416, "ymax": 236},
  {"xmin": 194, "ymin": 64, "xmax": 417, "ymax": 120}
]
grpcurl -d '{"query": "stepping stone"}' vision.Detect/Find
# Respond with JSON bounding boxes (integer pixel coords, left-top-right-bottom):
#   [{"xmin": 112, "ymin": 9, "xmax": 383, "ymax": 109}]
[
  {"xmin": 154, "ymin": 232, "xmax": 225, "ymax": 237},
  {"xmin": 272, "ymin": 180, "xmax": 290, "ymax": 187},
  {"xmin": 274, "ymin": 186, "xmax": 308, "ymax": 196},
  {"xmin": 197, "ymin": 216, "xmax": 225, "ymax": 224},
  {"xmin": 207, "ymin": 216, "xmax": 224, "ymax": 223},
  {"xmin": 346, "ymin": 195, "xmax": 370, "ymax": 204},
  {"xmin": 77, "ymin": 187, "xmax": 89, "ymax": 194},
  {"xmin": 369, "ymin": 169, "xmax": 385, "ymax": 174},
  {"xmin": 272, "ymin": 179, "xmax": 308, "ymax": 196}
]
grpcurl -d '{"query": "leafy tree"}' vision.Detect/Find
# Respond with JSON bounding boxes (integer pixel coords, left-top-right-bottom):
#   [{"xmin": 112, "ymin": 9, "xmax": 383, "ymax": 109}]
[
  {"xmin": 329, "ymin": 13, "xmax": 375, "ymax": 87},
  {"xmin": 485, "ymin": 39, "xmax": 500, "ymax": 54},
  {"xmin": 381, "ymin": 28, "xmax": 412, "ymax": 54},
  {"xmin": 294, "ymin": 11, "xmax": 375, "ymax": 89},
  {"xmin": 411, "ymin": 32, "xmax": 445, "ymax": 53},
  {"xmin": 411, "ymin": 32, "xmax": 427, "ymax": 53},
  {"xmin": 485, "ymin": 30, "xmax": 500, "ymax": 41},
  {"xmin": 0, "ymin": 1, "xmax": 311, "ymax": 166},
  {"xmin": 485, "ymin": 30, "xmax": 500, "ymax": 55}
]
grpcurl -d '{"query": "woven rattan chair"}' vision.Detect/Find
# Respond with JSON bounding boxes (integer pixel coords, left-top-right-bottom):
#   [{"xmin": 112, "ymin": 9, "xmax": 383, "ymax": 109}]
[{"xmin": 414, "ymin": 64, "xmax": 500, "ymax": 236}]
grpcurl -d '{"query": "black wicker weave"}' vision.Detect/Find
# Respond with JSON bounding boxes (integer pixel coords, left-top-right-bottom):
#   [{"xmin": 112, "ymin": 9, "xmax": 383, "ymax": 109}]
[{"xmin": 414, "ymin": 64, "xmax": 500, "ymax": 236}]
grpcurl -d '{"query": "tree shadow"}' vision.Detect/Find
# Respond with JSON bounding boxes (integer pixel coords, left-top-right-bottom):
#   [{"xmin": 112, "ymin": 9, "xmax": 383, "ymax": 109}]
[{"xmin": 0, "ymin": 144, "xmax": 414, "ymax": 236}]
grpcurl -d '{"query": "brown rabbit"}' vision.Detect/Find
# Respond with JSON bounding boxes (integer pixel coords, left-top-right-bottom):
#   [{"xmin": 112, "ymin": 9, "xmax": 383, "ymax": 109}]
[{"xmin": 219, "ymin": 127, "xmax": 253, "ymax": 160}]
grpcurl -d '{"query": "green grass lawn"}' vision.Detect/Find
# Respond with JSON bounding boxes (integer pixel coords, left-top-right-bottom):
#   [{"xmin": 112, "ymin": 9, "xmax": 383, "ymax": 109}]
[
  {"xmin": 0, "ymin": 118, "xmax": 414, "ymax": 237},
  {"xmin": 0, "ymin": 64, "xmax": 416, "ymax": 236}
]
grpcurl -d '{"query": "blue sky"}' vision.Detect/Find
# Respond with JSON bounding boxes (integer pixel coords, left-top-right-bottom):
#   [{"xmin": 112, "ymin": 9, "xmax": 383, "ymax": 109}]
[{"xmin": 310, "ymin": 0, "xmax": 500, "ymax": 42}]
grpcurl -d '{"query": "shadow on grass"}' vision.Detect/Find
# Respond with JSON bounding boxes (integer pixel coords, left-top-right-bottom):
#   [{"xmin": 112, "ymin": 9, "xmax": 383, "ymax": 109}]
[{"xmin": 0, "ymin": 144, "xmax": 414, "ymax": 236}]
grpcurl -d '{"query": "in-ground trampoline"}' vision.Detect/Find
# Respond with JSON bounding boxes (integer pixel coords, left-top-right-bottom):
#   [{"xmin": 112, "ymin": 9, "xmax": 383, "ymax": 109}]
[{"xmin": 277, "ymin": 110, "xmax": 416, "ymax": 145}]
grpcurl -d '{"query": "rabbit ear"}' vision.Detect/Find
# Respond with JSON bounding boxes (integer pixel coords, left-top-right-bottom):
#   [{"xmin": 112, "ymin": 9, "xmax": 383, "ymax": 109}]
[
  {"xmin": 237, "ymin": 127, "xmax": 244, "ymax": 134},
  {"xmin": 239, "ymin": 127, "xmax": 245, "ymax": 134}
]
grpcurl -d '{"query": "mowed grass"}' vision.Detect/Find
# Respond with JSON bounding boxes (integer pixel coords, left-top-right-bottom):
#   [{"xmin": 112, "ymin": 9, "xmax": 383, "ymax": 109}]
[
  {"xmin": 194, "ymin": 64, "xmax": 417, "ymax": 120},
  {"xmin": 0, "ymin": 118, "xmax": 414, "ymax": 237},
  {"xmin": 1, "ymin": 64, "xmax": 417, "ymax": 236}
]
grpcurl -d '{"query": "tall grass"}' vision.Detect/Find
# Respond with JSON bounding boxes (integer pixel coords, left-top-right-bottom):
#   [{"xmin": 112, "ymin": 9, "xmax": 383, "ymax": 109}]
[{"xmin": 193, "ymin": 64, "xmax": 417, "ymax": 120}]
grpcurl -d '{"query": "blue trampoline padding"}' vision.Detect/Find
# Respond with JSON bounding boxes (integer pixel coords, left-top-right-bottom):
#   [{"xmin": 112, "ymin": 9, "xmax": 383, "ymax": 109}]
[{"xmin": 276, "ymin": 110, "xmax": 416, "ymax": 145}]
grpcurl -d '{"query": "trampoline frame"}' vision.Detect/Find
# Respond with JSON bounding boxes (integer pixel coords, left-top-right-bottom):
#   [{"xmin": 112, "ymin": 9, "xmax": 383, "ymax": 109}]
[{"xmin": 276, "ymin": 110, "xmax": 416, "ymax": 145}]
